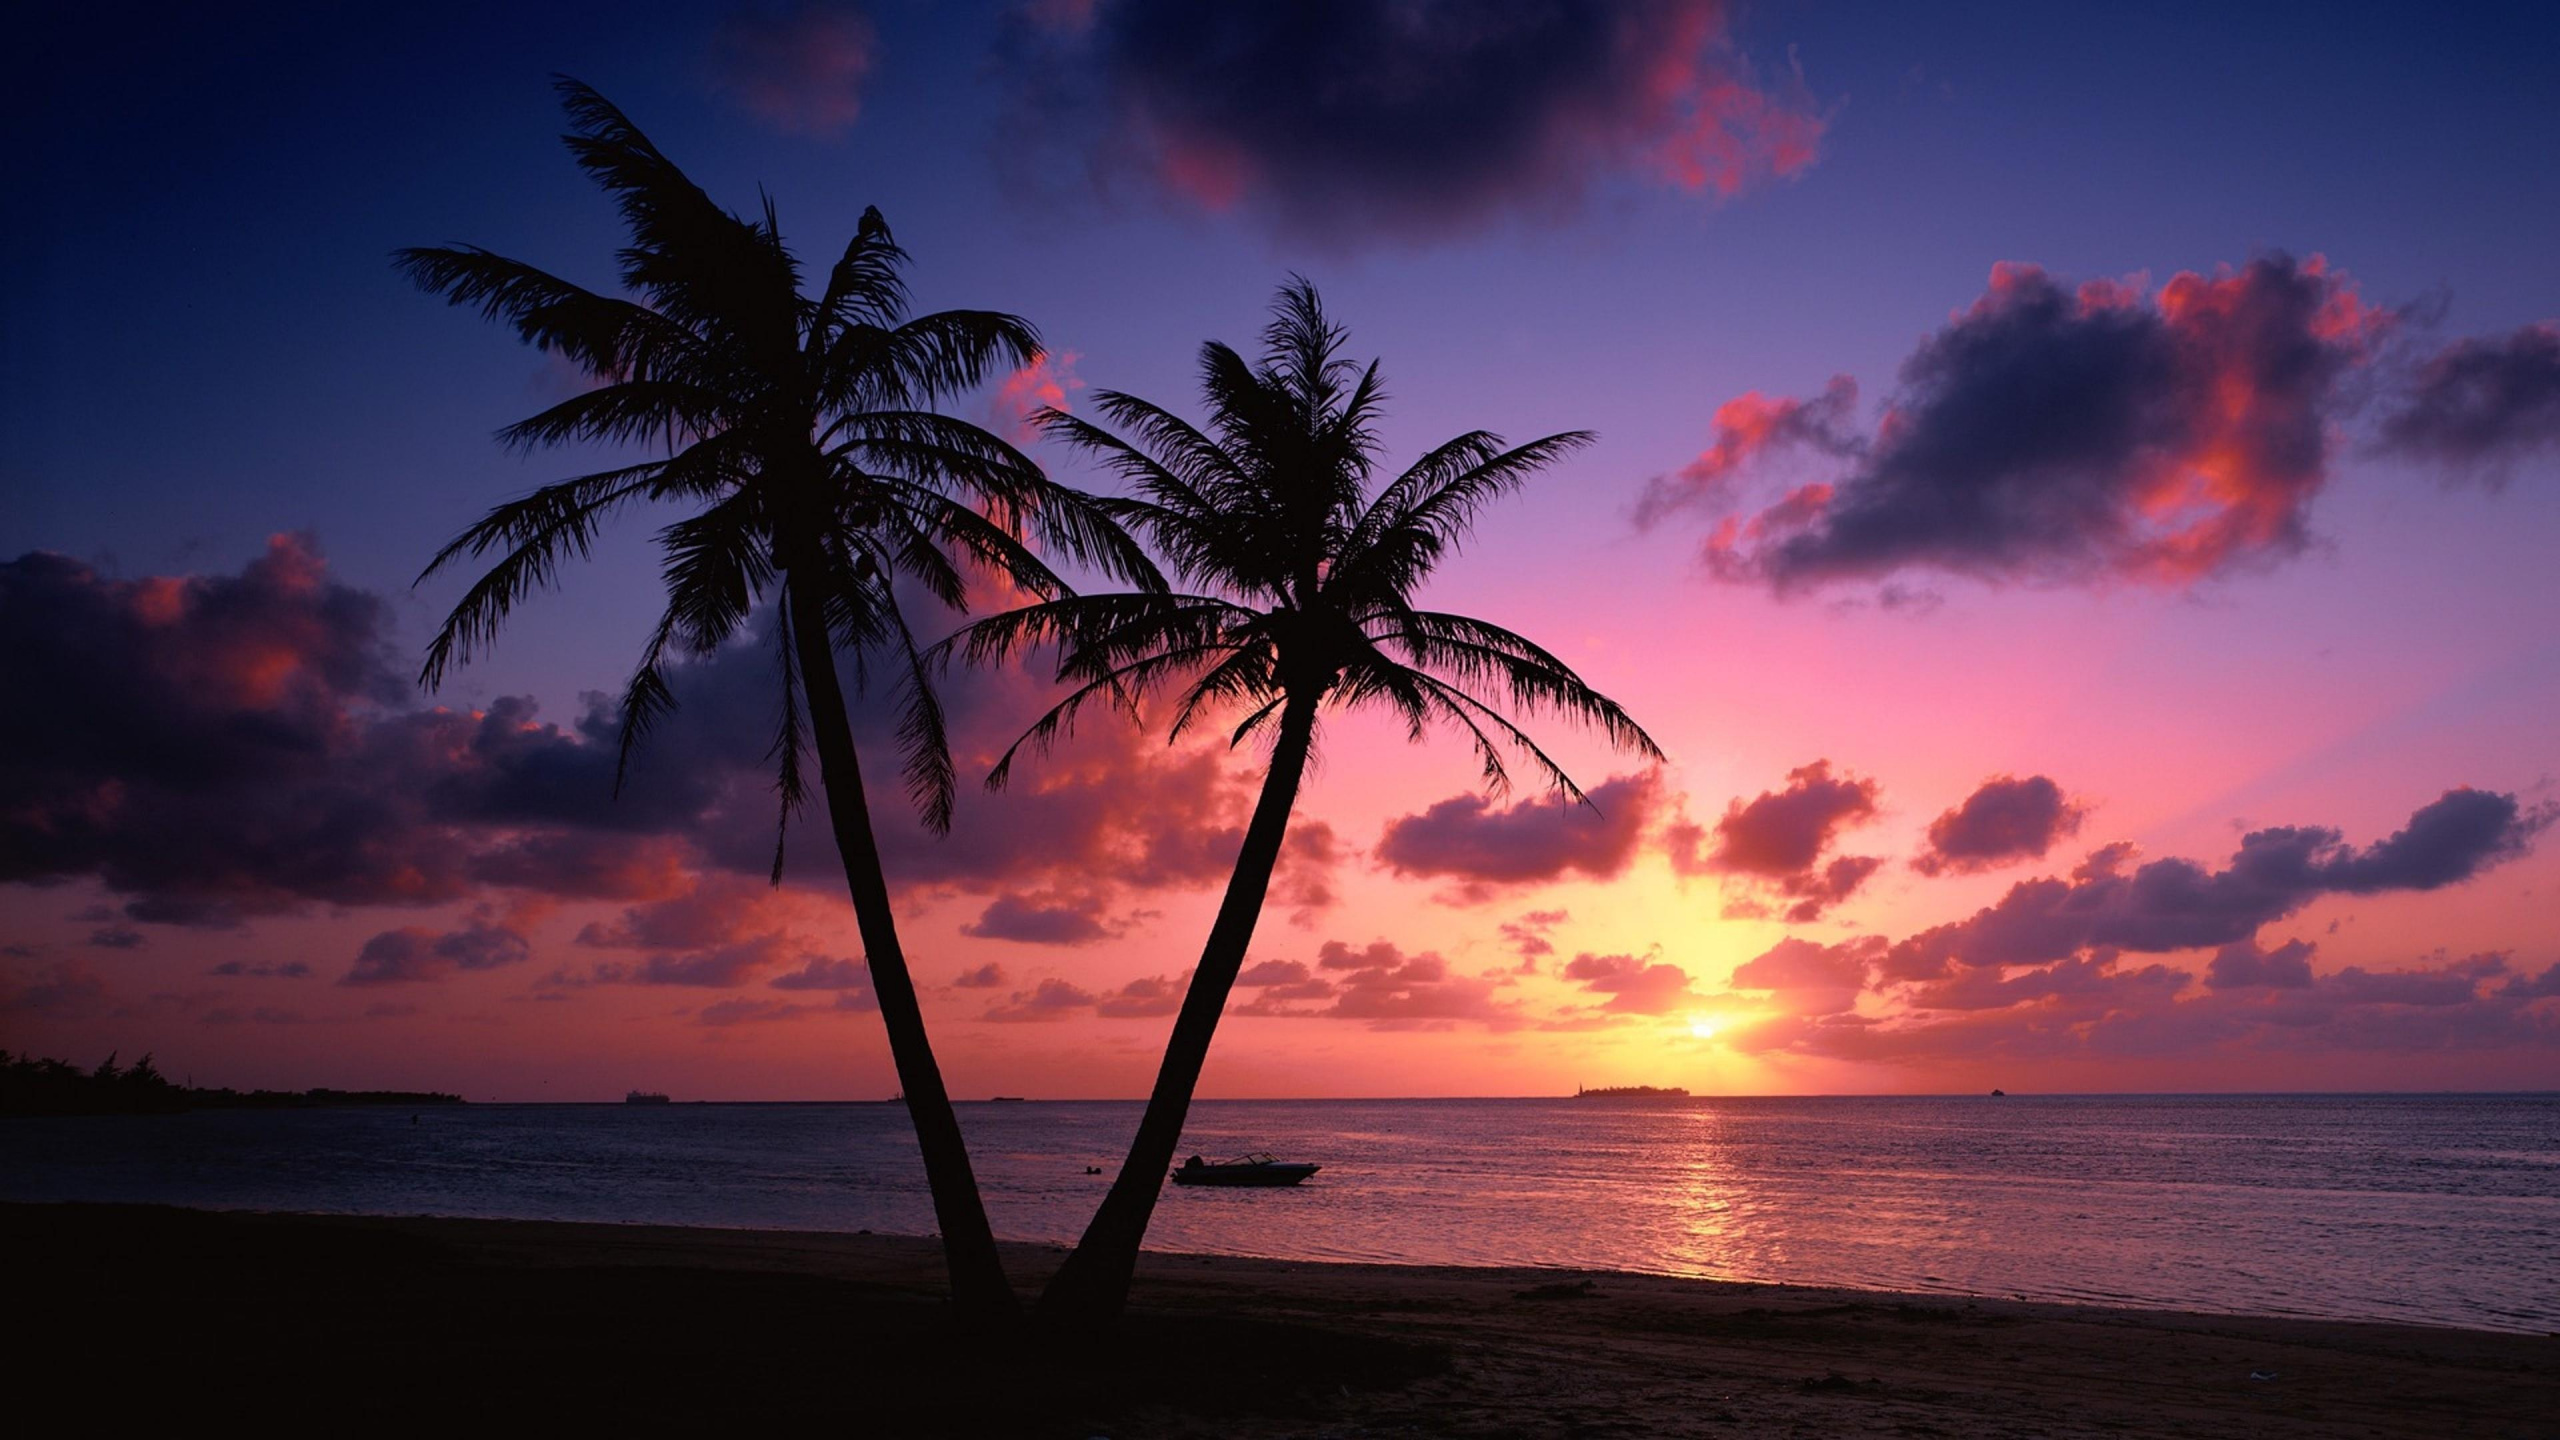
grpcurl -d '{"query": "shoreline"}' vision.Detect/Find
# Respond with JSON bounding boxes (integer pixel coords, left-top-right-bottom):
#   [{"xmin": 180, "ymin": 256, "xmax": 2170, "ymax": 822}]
[
  {"xmin": 16, "ymin": 1192, "xmax": 2544, "ymax": 1339},
  {"xmin": 15, "ymin": 1202, "xmax": 2553, "ymax": 1436}
]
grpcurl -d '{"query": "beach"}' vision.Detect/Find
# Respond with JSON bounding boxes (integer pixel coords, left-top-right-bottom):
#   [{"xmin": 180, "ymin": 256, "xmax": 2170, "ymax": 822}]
[{"xmin": 15, "ymin": 1204, "xmax": 2550, "ymax": 1437}]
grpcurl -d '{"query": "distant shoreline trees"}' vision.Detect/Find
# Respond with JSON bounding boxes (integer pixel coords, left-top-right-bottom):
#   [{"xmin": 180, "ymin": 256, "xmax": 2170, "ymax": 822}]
[{"xmin": 0, "ymin": 1051, "xmax": 464, "ymax": 1116}]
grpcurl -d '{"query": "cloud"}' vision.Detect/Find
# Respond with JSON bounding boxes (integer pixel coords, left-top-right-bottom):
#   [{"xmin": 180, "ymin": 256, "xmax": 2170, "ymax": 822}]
[
  {"xmin": 981, "ymin": 976, "xmax": 1099, "ymax": 1022},
  {"xmin": 208, "ymin": 960, "xmax": 313, "ymax": 979},
  {"xmin": 1688, "ymin": 255, "xmax": 2389, "ymax": 592},
  {"xmin": 1561, "ymin": 951, "xmax": 1698, "ymax": 1014},
  {"xmin": 1670, "ymin": 760, "xmax": 1882, "ymax": 920},
  {"xmin": 0, "ymin": 960, "xmax": 110, "ymax": 1018},
  {"xmin": 2205, "ymin": 936, "xmax": 2318, "ymax": 990},
  {"xmin": 960, "ymin": 890, "xmax": 1123, "ymax": 946},
  {"xmin": 342, "ymin": 922, "xmax": 531, "ymax": 986},
  {"xmin": 2378, "ymin": 324, "xmax": 2560, "ymax": 482},
  {"xmin": 1728, "ymin": 935, "xmax": 1879, "ymax": 1014},
  {"xmin": 1732, "ymin": 948, "xmax": 2557, "ymax": 1066},
  {"xmin": 575, "ymin": 939, "xmax": 795, "ymax": 989},
  {"xmin": 1914, "ymin": 774, "xmax": 2089, "ymax": 876},
  {"xmin": 0, "ymin": 538, "xmax": 734, "ymax": 926},
  {"xmin": 951, "ymin": 962, "xmax": 1008, "ymax": 989},
  {"xmin": 1237, "ymin": 939, "xmax": 1521, "ymax": 1029},
  {"xmin": 1882, "ymin": 787, "xmax": 2549, "ymax": 981},
  {"xmin": 710, "ymin": 2, "xmax": 877, "ymax": 138},
  {"xmin": 1376, "ymin": 772, "xmax": 1660, "ymax": 901},
  {"xmin": 697, "ymin": 996, "xmax": 853, "ymax": 1027},
  {"xmin": 0, "ymin": 540, "xmax": 1280, "ymax": 959},
  {"xmin": 1095, "ymin": 971, "xmax": 1186, "ymax": 1018},
  {"xmin": 1234, "ymin": 957, "xmax": 1336, "ymax": 1003},
  {"xmin": 1634, "ymin": 376, "xmax": 1861, "ymax": 527},
  {"xmin": 768, "ymin": 955, "xmax": 869, "ymax": 991},
  {"xmin": 1272, "ymin": 819, "xmax": 1346, "ymax": 922},
  {"xmin": 1003, "ymin": 0, "xmax": 1823, "ymax": 244},
  {"xmin": 988, "ymin": 351, "xmax": 1082, "ymax": 444},
  {"xmin": 1498, "ymin": 908, "xmax": 1568, "ymax": 968}
]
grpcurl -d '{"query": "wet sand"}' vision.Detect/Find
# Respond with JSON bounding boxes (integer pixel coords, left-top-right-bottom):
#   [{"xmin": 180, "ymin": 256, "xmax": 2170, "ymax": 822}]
[{"xmin": 12, "ymin": 1203, "xmax": 2551, "ymax": 1437}]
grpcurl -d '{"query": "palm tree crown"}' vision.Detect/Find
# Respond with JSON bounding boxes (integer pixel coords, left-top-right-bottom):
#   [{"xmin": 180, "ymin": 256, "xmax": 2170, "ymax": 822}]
[
  {"xmin": 403, "ymin": 80, "xmax": 1152, "ymax": 849},
  {"xmin": 959, "ymin": 277, "xmax": 1660, "ymax": 797}
]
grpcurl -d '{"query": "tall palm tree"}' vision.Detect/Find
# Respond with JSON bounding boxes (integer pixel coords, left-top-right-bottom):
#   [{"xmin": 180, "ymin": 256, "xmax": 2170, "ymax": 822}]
[
  {"xmin": 399, "ymin": 80, "xmax": 1155, "ymax": 1326},
  {"xmin": 952, "ymin": 280, "xmax": 1664, "ymax": 1324}
]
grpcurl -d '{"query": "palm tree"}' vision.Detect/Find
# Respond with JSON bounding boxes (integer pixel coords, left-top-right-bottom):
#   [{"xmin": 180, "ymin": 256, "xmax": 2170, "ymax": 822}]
[
  {"xmin": 951, "ymin": 280, "xmax": 1664, "ymax": 1324},
  {"xmin": 399, "ymin": 80, "xmax": 1155, "ymax": 1326}
]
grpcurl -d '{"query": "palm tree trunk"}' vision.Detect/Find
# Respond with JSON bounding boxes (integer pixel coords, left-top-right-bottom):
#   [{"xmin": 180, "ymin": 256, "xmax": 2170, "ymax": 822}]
[
  {"xmin": 1036, "ymin": 687, "xmax": 1322, "ymax": 1327},
  {"xmin": 785, "ymin": 575, "xmax": 1018, "ymax": 1327}
]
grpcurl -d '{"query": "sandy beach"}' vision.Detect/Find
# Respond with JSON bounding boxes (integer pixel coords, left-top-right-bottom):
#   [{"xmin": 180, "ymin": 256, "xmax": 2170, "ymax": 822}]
[{"xmin": 13, "ymin": 1203, "xmax": 2550, "ymax": 1437}]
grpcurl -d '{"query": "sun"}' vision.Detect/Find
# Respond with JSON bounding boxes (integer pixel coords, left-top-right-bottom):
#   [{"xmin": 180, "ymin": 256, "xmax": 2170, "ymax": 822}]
[{"xmin": 1686, "ymin": 1015, "xmax": 1720, "ymax": 1040}]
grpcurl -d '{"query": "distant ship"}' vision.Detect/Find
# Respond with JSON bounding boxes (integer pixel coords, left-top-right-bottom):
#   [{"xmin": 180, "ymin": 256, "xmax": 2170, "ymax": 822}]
[
  {"xmin": 1574, "ymin": 1084, "xmax": 1689, "ymax": 1099},
  {"xmin": 624, "ymin": 1090, "xmax": 671, "ymax": 1105}
]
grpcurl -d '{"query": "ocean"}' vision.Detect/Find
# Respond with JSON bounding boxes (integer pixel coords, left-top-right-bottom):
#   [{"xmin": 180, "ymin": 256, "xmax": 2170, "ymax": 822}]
[{"xmin": 5, "ymin": 1093, "xmax": 2553, "ymax": 1334}]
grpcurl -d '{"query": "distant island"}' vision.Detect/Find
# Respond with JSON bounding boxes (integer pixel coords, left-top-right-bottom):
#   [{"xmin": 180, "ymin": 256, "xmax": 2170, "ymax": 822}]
[
  {"xmin": 624, "ymin": 1091, "xmax": 671, "ymax": 1105},
  {"xmin": 2, "ymin": 1051, "xmax": 464, "ymax": 1116},
  {"xmin": 1574, "ymin": 1084, "xmax": 1690, "ymax": 1099}
]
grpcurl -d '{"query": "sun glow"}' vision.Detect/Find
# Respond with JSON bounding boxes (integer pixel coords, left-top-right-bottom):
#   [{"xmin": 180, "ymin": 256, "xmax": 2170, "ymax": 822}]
[{"xmin": 1686, "ymin": 1015, "xmax": 1721, "ymax": 1040}]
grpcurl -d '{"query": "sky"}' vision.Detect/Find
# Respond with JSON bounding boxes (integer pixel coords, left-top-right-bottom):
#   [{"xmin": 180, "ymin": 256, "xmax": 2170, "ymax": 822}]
[{"xmin": 4, "ymin": 0, "xmax": 2556, "ymax": 1100}]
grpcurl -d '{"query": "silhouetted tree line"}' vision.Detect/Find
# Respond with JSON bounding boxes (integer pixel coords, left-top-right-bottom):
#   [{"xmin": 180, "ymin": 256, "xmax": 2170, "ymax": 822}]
[{"xmin": 0, "ymin": 1051, "xmax": 464, "ymax": 1116}]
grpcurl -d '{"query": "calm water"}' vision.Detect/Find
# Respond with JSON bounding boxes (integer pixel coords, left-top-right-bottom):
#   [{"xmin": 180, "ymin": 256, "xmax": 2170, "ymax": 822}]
[{"xmin": 5, "ymin": 1094, "xmax": 2554, "ymax": 1334}]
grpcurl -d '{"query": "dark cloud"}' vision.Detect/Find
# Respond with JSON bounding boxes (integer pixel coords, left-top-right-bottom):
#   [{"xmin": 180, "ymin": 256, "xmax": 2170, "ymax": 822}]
[
  {"xmin": 342, "ymin": 922, "xmax": 530, "ymax": 986},
  {"xmin": 1671, "ymin": 761, "xmax": 1881, "ymax": 921},
  {"xmin": 583, "ymin": 941, "xmax": 787, "ymax": 989},
  {"xmin": 695, "ymin": 995, "xmax": 870, "ymax": 1027},
  {"xmin": 1235, "ymin": 957, "xmax": 1336, "ymax": 1003},
  {"xmin": 1560, "ymin": 951, "xmax": 1697, "ymax": 1014},
  {"xmin": 709, "ymin": 1, "xmax": 876, "ymax": 138},
  {"xmin": 1236, "ymin": 939, "xmax": 1521, "ymax": 1029},
  {"xmin": 1633, "ymin": 376, "xmax": 1861, "ymax": 527},
  {"xmin": 2378, "ymin": 324, "xmax": 2560, "ymax": 482},
  {"xmin": 1733, "ymin": 948, "xmax": 2557, "ymax": 1066},
  {"xmin": 87, "ymin": 926, "xmax": 146, "ymax": 950},
  {"xmin": 960, "ymin": 891, "xmax": 1121, "ymax": 946},
  {"xmin": 1004, "ymin": 0, "xmax": 1823, "ymax": 244},
  {"xmin": 980, "ymin": 977, "xmax": 1099, "ymax": 1022},
  {"xmin": 2205, "ymin": 936, "xmax": 2317, "ymax": 990},
  {"xmin": 1272, "ymin": 820, "xmax": 1346, "ymax": 922},
  {"xmin": 768, "ymin": 955, "xmax": 869, "ymax": 991},
  {"xmin": 951, "ymin": 962, "xmax": 1008, "ymax": 989},
  {"xmin": 208, "ymin": 960, "xmax": 313, "ymax": 980},
  {"xmin": 1376, "ymin": 772, "xmax": 1660, "ymax": 901},
  {"xmin": 1882, "ymin": 788, "xmax": 2549, "ymax": 981},
  {"xmin": 0, "ymin": 538, "xmax": 723, "ymax": 924},
  {"xmin": 1095, "ymin": 972, "xmax": 1186, "ymax": 1018},
  {"xmin": 1689, "ymin": 256, "xmax": 2388, "ymax": 592},
  {"xmin": 0, "ymin": 540, "xmax": 1279, "ymax": 956},
  {"xmin": 0, "ymin": 961, "xmax": 110, "ymax": 1018},
  {"xmin": 1914, "ymin": 774, "xmax": 2088, "ymax": 876}
]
